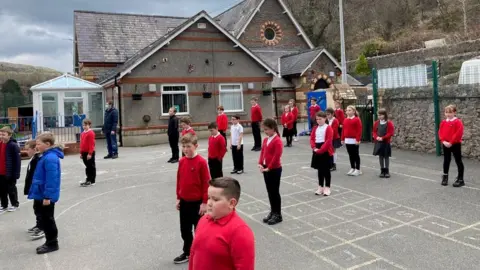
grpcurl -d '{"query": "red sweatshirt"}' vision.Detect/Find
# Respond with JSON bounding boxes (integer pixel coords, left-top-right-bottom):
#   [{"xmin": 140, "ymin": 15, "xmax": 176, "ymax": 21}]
[
  {"xmin": 309, "ymin": 104, "xmax": 320, "ymax": 119},
  {"xmin": 281, "ymin": 112, "xmax": 294, "ymax": 129},
  {"xmin": 439, "ymin": 118, "xmax": 464, "ymax": 144},
  {"xmin": 310, "ymin": 124, "xmax": 334, "ymax": 156},
  {"xmin": 189, "ymin": 210, "xmax": 255, "ymax": 270},
  {"xmin": 328, "ymin": 118, "xmax": 340, "ymax": 139},
  {"xmin": 208, "ymin": 134, "xmax": 226, "ymax": 160},
  {"xmin": 80, "ymin": 129, "xmax": 95, "ymax": 155},
  {"xmin": 341, "ymin": 117, "xmax": 362, "ymax": 142},
  {"xmin": 216, "ymin": 113, "xmax": 228, "ymax": 132},
  {"xmin": 373, "ymin": 120, "xmax": 395, "ymax": 143},
  {"xmin": 335, "ymin": 108, "xmax": 345, "ymax": 126},
  {"xmin": 181, "ymin": 127, "xmax": 196, "ymax": 137},
  {"xmin": 258, "ymin": 135, "xmax": 283, "ymax": 170},
  {"xmin": 251, "ymin": 105, "xmax": 262, "ymax": 122},
  {"xmin": 0, "ymin": 142, "xmax": 6, "ymax": 175},
  {"xmin": 176, "ymin": 155, "xmax": 210, "ymax": 203},
  {"xmin": 291, "ymin": 106, "xmax": 298, "ymax": 121}
]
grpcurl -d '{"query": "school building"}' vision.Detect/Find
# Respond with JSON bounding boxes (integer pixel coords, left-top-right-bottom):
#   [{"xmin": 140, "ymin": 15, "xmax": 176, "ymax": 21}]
[{"xmin": 73, "ymin": 0, "xmax": 357, "ymax": 146}]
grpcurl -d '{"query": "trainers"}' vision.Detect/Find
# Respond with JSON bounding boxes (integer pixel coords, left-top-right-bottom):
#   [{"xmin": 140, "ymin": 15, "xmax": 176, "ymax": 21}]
[
  {"xmin": 104, "ymin": 155, "xmax": 112, "ymax": 159},
  {"xmin": 30, "ymin": 229, "xmax": 45, "ymax": 240},
  {"xmin": 452, "ymin": 178, "xmax": 465, "ymax": 188},
  {"xmin": 323, "ymin": 187, "xmax": 331, "ymax": 196},
  {"xmin": 384, "ymin": 169, "xmax": 390, "ymax": 178},
  {"xmin": 230, "ymin": 170, "xmax": 238, "ymax": 174},
  {"xmin": 236, "ymin": 170, "xmax": 244, "ymax": 174},
  {"xmin": 293, "ymin": 137, "xmax": 298, "ymax": 142},
  {"xmin": 36, "ymin": 243, "xmax": 59, "ymax": 255},
  {"xmin": 262, "ymin": 212, "xmax": 273, "ymax": 223},
  {"xmin": 351, "ymin": 170, "xmax": 360, "ymax": 176},
  {"xmin": 347, "ymin": 169, "xmax": 355, "ymax": 176},
  {"xmin": 267, "ymin": 214, "xmax": 283, "ymax": 225},
  {"xmin": 27, "ymin": 226, "xmax": 38, "ymax": 234},
  {"xmin": 315, "ymin": 187, "xmax": 324, "ymax": 196},
  {"xmin": 441, "ymin": 174, "xmax": 448, "ymax": 186},
  {"xmin": 173, "ymin": 253, "xmax": 189, "ymax": 264},
  {"xmin": 80, "ymin": 181, "xmax": 93, "ymax": 187},
  {"xmin": 7, "ymin": 206, "xmax": 17, "ymax": 212},
  {"xmin": 112, "ymin": 154, "xmax": 118, "ymax": 159}
]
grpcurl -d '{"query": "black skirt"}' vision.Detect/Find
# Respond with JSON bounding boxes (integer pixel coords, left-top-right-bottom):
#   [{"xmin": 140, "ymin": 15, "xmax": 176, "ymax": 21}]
[
  {"xmin": 311, "ymin": 143, "xmax": 331, "ymax": 169},
  {"xmin": 373, "ymin": 142, "xmax": 392, "ymax": 157},
  {"xmin": 333, "ymin": 138, "xmax": 342, "ymax": 149},
  {"xmin": 282, "ymin": 127, "xmax": 292, "ymax": 137}
]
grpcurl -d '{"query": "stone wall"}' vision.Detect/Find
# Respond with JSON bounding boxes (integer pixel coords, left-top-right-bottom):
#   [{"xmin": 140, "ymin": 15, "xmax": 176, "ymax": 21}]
[{"xmin": 382, "ymin": 84, "xmax": 480, "ymax": 159}]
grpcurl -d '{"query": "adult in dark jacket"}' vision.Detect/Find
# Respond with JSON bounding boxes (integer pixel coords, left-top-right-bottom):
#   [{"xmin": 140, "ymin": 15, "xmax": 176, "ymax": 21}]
[
  {"xmin": 103, "ymin": 101, "xmax": 119, "ymax": 159},
  {"xmin": 0, "ymin": 126, "xmax": 21, "ymax": 212},
  {"xmin": 167, "ymin": 107, "xmax": 179, "ymax": 163}
]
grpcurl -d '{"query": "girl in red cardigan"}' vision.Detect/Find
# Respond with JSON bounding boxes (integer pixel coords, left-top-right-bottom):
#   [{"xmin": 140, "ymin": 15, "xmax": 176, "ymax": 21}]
[
  {"xmin": 326, "ymin": 108, "xmax": 341, "ymax": 171},
  {"xmin": 289, "ymin": 99, "xmax": 299, "ymax": 142},
  {"xmin": 281, "ymin": 105, "xmax": 294, "ymax": 147},
  {"xmin": 334, "ymin": 101, "xmax": 345, "ymax": 137},
  {"xmin": 439, "ymin": 105, "xmax": 465, "ymax": 187},
  {"xmin": 258, "ymin": 118, "xmax": 283, "ymax": 225},
  {"xmin": 310, "ymin": 111, "xmax": 334, "ymax": 196},
  {"xmin": 341, "ymin": 106, "xmax": 363, "ymax": 176},
  {"xmin": 373, "ymin": 109, "xmax": 395, "ymax": 178},
  {"xmin": 216, "ymin": 106, "xmax": 228, "ymax": 147}
]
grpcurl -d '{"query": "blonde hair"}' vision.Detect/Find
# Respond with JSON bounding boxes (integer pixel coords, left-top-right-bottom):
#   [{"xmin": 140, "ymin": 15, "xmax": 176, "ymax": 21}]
[
  {"xmin": 0, "ymin": 126, "xmax": 13, "ymax": 136},
  {"xmin": 180, "ymin": 133, "xmax": 198, "ymax": 145},
  {"xmin": 25, "ymin": 140, "xmax": 36, "ymax": 149},
  {"xmin": 288, "ymin": 99, "xmax": 295, "ymax": 105},
  {"xmin": 36, "ymin": 132, "xmax": 55, "ymax": 145},
  {"xmin": 346, "ymin": 105, "xmax": 358, "ymax": 117},
  {"xmin": 445, "ymin": 104, "xmax": 457, "ymax": 114},
  {"xmin": 284, "ymin": 104, "xmax": 291, "ymax": 111}
]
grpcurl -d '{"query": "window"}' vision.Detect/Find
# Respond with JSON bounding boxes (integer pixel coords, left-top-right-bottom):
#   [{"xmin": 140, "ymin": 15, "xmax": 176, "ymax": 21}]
[
  {"xmin": 264, "ymin": 28, "xmax": 276, "ymax": 40},
  {"xmin": 161, "ymin": 85, "xmax": 189, "ymax": 115},
  {"xmin": 63, "ymin": 91, "xmax": 84, "ymax": 126},
  {"xmin": 219, "ymin": 84, "xmax": 243, "ymax": 112},
  {"xmin": 42, "ymin": 93, "xmax": 58, "ymax": 128}
]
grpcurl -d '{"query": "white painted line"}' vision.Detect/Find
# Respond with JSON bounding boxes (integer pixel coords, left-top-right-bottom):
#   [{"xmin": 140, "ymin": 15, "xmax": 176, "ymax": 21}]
[
  {"xmin": 347, "ymin": 258, "xmax": 382, "ymax": 270},
  {"xmin": 445, "ymin": 221, "xmax": 480, "ymax": 237},
  {"xmin": 43, "ymin": 254, "xmax": 53, "ymax": 270}
]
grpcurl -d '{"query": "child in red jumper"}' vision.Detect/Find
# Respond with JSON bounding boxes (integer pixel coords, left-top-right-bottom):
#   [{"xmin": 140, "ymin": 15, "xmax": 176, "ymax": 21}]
[
  {"xmin": 373, "ymin": 109, "xmax": 395, "ymax": 178},
  {"xmin": 189, "ymin": 177, "xmax": 255, "ymax": 270},
  {"xmin": 309, "ymin": 97, "xmax": 321, "ymax": 129},
  {"xmin": 326, "ymin": 108, "xmax": 341, "ymax": 171},
  {"xmin": 341, "ymin": 106, "xmax": 363, "ymax": 176},
  {"xmin": 250, "ymin": 97, "xmax": 263, "ymax": 151},
  {"xmin": 180, "ymin": 117, "xmax": 196, "ymax": 157},
  {"xmin": 258, "ymin": 118, "xmax": 283, "ymax": 225},
  {"xmin": 208, "ymin": 122, "xmax": 226, "ymax": 180},
  {"xmin": 289, "ymin": 99, "xmax": 299, "ymax": 141},
  {"xmin": 281, "ymin": 105, "xmax": 294, "ymax": 147},
  {"xmin": 334, "ymin": 100, "xmax": 345, "ymax": 137},
  {"xmin": 80, "ymin": 119, "xmax": 96, "ymax": 187},
  {"xmin": 174, "ymin": 134, "xmax": 210, "ymax": 264},
  {"xmin": 216, "ymin": 106, "xmax": 228, "ymax": 147},
  {"xmin": 439, "ymin": 105, "xmax": 465, "ymax": 187},
  {"xmin": 311, "ymin": 112, "xmax": 334, "ymax": 196}
]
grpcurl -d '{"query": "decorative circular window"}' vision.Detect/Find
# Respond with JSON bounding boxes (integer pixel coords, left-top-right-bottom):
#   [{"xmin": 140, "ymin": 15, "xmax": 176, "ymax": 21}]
[{"xmin": 261, "ymin": 21, "xmax": 282, "ymax": 46}]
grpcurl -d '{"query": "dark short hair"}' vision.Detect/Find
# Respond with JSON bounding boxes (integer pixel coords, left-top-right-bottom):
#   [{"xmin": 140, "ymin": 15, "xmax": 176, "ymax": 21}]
[
  {"xmin": 378, "ymin": 108, "xmax": 388, "ymax": 120},
  {"xmin": 82, "ymin": 119, "xmax": 92, "ymax": 126},
  {"xmin": 325, "ymin": 107, "xmax": 335, "ymax": 115},
  {"xmin": 316, "ymin": 111, "xmax": 327, "ymax": 118},
  {"xmin": 208, "ymin": 122, "xmax": 218, "ymax": 129},
  {"xmin": 311, "ymin": 97, "xmax": 317, "ymax": 102},
  {"xmin": 209, "ymin": 177, "xmax": 241, "ymax": 201},
  {"xmin": 180, "ymin": 133, "xmax": 198, "ymax": 145},
  {"xmin": 232, "ymin": 115, "xmax": 240, "ymax": 120}
]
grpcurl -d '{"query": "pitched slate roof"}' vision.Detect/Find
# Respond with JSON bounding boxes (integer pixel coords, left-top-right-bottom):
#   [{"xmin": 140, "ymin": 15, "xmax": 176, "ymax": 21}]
[
  {"xmin": 214, "ymin": 0, "xmax": 261, "ymax": 36},
  {"xmin": 97, "ymin": 11, "xmax": 278, "ymax": 86},
  {"xmin": 74, "ymin": 10, "xmax": 188, "ymax": 63},
  {"xmin": 252, "ymin": 50, "xmax": 298, "ymax": 72},
  {"xmin": 280, "ymin": 48, "xmax": 325, "ymax": 76}
]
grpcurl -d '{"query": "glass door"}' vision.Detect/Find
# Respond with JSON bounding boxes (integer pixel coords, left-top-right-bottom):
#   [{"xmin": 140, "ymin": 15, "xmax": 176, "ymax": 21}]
[{"xmin": 88, "ymin": 92, "xmax": 104, "ymax": 128}]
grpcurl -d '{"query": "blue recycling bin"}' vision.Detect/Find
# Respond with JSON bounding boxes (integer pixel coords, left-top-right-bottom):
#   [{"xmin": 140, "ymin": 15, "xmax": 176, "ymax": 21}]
[{"xmin": 306, "ymin": 90, "xmax": 327, "ymax": 131}]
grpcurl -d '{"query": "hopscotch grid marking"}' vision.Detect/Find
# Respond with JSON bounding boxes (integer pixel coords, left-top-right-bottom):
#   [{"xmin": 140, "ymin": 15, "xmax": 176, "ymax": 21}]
[
  {"xmin": 240, "ymin": 190, "xmax": 406, "ymax": 270},
  {"xmin": 347, "ymin": 258, "xmax": 382, "ymax": 270},
  {"xmin": 445, "ymin": 221, "xmax": 480, "ymax": 237}
]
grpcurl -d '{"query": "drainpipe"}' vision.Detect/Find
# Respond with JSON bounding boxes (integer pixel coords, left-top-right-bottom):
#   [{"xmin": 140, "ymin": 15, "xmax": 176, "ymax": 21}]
[{"xmin": 114, "ymin": 74, "xmax": 123, "ymax": 147}]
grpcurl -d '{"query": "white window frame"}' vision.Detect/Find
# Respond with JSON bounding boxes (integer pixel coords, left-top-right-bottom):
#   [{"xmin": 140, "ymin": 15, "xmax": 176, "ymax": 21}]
[
  {"xmin": 161, "ymin": 84, "xmax": 189, "ymax": 116},
  {"xmin": 219, "ymin": 83, "xmax": 244, "ymax": 113}
]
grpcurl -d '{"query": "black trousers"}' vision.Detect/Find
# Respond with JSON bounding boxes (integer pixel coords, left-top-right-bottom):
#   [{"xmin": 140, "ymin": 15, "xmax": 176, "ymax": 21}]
[
  {"xmin": 251, "ymin": 122, "xmax": 262, "ymax": 148},
  {"xmin": 169, "ymin": 135, "xmax": 179, "ymax": 160},
  {"xmin": 310, "ymin": 119, "xmax": 317, "ymax": 130},
  {"xmin": 38, "ymin": 201, "xmax": 58, "ymax": 245},
  {"xmin": 208, "ymin": 158, "xmax": 223, "ymax": 179},
  {"xmin": 443, "ymin": 144, "xmax": 464, "ymax": 179},
  {"xmin": 219, "ymin": 131, "xmax": 227, "ymax": 149},
  {"xmin": 285, "ymin": 135, "xmax": 293, "ymax": 146},
  {"xmin": 317, "ymin": 157, "xmax": 332, "ymax": 187},
  {"xmin": 231, "ymin": 145, "xmax": 244, "ymax": 171},
  {"xmin": 0, "ymin": 176, "xmax": 19, "ymax": 208},
  {"xmin": 81, "ymin": 152, "xmax": 96, "ymax": 183},
  {"xmin": 179, "ymin": 200, "xmax": 201, "ymax": 255},
  {"xmin": 263, "ymin": 167, "xmax": 282, "ymax": 214},
  {"xmin": 346, "ymin": 144, "xmax": 361, "ymax": 170},
  {"xmin": 33, "ymin": 200, "xmax": 43, "ymax": 230}
]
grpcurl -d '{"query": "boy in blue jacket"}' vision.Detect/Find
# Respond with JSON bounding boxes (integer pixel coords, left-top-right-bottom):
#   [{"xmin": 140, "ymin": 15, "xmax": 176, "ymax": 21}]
[
  {"xmin": 28, "ymin": 132, "xmax": 64, "ymax": 254},
  {"xmin": 0, "ymin": 126, "xmax": 21, "ymax": 212}
]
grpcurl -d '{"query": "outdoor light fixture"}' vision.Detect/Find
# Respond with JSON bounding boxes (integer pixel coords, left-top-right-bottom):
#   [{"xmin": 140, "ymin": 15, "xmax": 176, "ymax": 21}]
[{"xmin": 205, "ymin": 59, "xmax": 209, "ymax": 65}]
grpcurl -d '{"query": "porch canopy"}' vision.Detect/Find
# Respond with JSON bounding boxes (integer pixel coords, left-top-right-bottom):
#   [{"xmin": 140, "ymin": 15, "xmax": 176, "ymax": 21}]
[{"xmin": 30, "ymin": 73, "xmax": 105, "ymax": 129}]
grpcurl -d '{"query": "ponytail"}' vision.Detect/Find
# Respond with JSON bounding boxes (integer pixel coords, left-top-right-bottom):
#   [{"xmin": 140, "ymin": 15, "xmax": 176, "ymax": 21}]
[{"xmin": 262, "ymin": 118, "xmax": 279, "ymax": 136}]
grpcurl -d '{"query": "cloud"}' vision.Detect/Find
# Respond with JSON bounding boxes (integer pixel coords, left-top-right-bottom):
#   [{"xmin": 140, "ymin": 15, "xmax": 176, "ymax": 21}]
[{"xmin": 0, "ymin": 0, "xmax": 240, "ymax": 72}]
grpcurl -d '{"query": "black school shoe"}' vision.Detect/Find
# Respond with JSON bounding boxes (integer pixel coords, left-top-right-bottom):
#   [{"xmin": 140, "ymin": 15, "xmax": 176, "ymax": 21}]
[
  {"xmin": 330, "ymin": 164, "xmax": 337, "ymax": 171},
  {"xmin": 173, "ymin": 253, "xmax": 189, "ymax": 264},
  {"xmin": 262, "ymin": 212, "xmax": 273, "ymax": 223},
  {"xmin": 441, "ymin": 174, "xmax": 448, "ymax": 186},
  {"xmin": 379, "ymin": 169, "xmax": 386, "ymax": 178},
  {"xmin": 267, "ymin": 214, "xmax": 283, "ymax": 225},
  {"xmin": 452, "ymin": 178, "xmax": 465, "ymax": 187},
  {"xmin": 384, "ymin": 169, "xmax": 391, "ymax": 178},
  {"xmin": 36, "ymin": 242, "xmax": 59, "ymax": 254}
]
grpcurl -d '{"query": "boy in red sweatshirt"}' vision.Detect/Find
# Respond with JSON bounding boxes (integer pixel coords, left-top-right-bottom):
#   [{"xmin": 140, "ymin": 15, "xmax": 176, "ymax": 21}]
[
  {"xmin": 309, "ymin": 97, "xmax": 321, "ymax": 130},
  {"xmin": 216, "ymin": 106, "xmax": 228, "ymax": 146},
  {"xmin": 180, "ymin": 117, "xmax": 196, "ymax": 157},
  {"xmin": 174, "ymin": 134, "xmax": 210, "ymax": 264},
  {"xmin": 189, "ymin": 177, "xmax": 255, "ymax": 270},
  {"xmin": 334, "ymin": 100, "xmax": 345, "ymax": 136},
  {"xmin": 208, "ymin": 122, "xmax": 227, "ymax": 179},
  {"xmin": 250, "ymin": 97, "xmax": 262, "ymax": 151},
  {"xmin": 439, "ymin": 105, "xmax": 464, "ymax": 187},
  {"xmin": 80, "ymin": 119, "xmax": 96, "ymax": 187}
]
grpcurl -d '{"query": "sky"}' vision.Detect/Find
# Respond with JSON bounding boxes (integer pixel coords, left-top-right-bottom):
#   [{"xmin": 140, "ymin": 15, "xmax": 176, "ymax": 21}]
[{"xmin": 0, "ymin": 0, "xmax": 240, "ymax": 73}]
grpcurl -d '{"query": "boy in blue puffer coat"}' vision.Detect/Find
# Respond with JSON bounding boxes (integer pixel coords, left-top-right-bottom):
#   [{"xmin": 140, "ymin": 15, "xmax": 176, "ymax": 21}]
[{"xmin": 28, "ymin": 132, "xmax": 64, "ymax": 255}]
